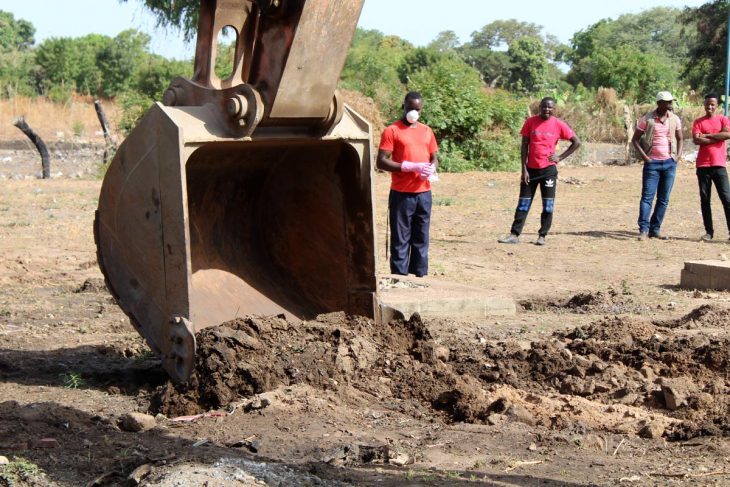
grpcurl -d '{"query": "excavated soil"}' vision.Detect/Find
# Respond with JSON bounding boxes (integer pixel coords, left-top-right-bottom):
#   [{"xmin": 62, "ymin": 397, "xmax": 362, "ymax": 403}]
[
  {"xmin": 153, "ymin": 306, "xmax": 730, "ymax": 444},
  {"xmin": 5, "ymin": 154, "xmax": 730, "ymax": 486}
]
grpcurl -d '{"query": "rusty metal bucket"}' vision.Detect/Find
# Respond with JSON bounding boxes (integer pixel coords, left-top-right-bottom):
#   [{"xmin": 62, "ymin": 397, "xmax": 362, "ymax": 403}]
[{"xmin": 94, "ymin": 0, "xmax": 377, "ymax": 382}]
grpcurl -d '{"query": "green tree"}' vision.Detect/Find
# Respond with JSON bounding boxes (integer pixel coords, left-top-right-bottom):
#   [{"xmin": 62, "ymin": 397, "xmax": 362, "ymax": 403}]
[
  {"xmin": 121, "ymin": 0, "xmax": 199, "ymax": 41},
  {"xmin": 470, "ymin": 19, "xmax": 543, "ymax": 50},
  {"xmin": 428, "ymin": 30, "xmax": 461, "ymax": 52},
  {"xmin": 340, "ymin": 29, "xmax": 410, "ymax": 120},
  {"xmin": 0, "ymin": 10, "xmax": 35, "ymax": 51},
  {"xmin": 74, "ymin": 34, "xmax": 113, "ymax": 95},
  {"xmin": 459, "ymin": 46, "xmax": 511, "ymax": 87},
  {"xmin": 0, "ymin": 49, "xmax": 36, "ymax": 97},
  {"xmin": 567, "ymin": 7, "xmax": 693, "ymax": 92},
  {"xmin": 407, "ymin": 57, "xmax": 491, "ymax": 170},
  {"xmin": 134, "ymin": 55, "xmax": 192, "ymax": 98},
  {"xmin": 0, "ymin": 10, "xmax": 37, "ymax": 97},
  {"xmin": 507, "ymin": 36, "xmax": 550, "ymax": 93},
  {"xmin": 469, "ymin": 19, "xmax": 565, "ymax": 61},
  {"xmin": 398, "ymin": 47, "xmax": 453, "ymax": 85},
  {"xmin": 34, "ymin": 37, "xmax": 79, "ymax": 95},
  {"xmin": 681, "ymin": 0, "xmax": 727, "ymax": 94},
  {"xmin": 460, "ymin": 19, "xmax": 566, "ymax": 88},
  {"xmin": 97, "ymin": 30, "xmax": 151, "ymax": 97},
  {"xmin": 35, "ymin": 30, "xmax": 151, "ymax": 98},
  {"xmin": 585, "ymin": 45, "xmax": 677, "ymax": 102}
]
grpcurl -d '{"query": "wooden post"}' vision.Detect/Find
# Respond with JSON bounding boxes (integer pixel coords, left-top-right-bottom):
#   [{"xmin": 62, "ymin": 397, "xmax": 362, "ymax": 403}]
[
  {"xmin": 94, "ymin": 100, "xmax": 116, "ymax": 163},
  {"xmin": 13, "ymin": 116, "xmax": 50, "ymax": 178}
]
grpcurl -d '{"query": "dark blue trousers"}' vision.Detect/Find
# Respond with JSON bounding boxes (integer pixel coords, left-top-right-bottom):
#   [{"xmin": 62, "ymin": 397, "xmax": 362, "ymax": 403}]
[{"xmin": 389, "ymin": 190, "xmax": 432, "ymax": 276}]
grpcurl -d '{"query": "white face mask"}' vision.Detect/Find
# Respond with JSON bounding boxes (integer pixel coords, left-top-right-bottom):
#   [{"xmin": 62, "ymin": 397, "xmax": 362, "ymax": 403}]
[{"xmin": 405, "ymin": 109, "xmax": 419, "ymax": 124}]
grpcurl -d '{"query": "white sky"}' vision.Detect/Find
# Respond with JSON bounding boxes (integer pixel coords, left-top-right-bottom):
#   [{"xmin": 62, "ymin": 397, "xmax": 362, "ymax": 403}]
[{"xmin": 0, "ymin": 0, "xmax": 709, "ymax": 60}]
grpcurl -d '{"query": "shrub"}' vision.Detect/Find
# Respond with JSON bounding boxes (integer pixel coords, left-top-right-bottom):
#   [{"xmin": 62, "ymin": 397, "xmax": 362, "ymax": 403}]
[
  {"xmin": 47, "ymin": 83, "xmax": 73, "ymax": 104},
  {"xmin": 117, "ymin": 90, "xmax": 154, "ymax": 135}
]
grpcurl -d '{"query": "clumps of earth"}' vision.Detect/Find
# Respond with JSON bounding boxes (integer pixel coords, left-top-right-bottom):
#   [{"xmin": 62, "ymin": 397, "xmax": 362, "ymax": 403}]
[
  {"xmin": 520, "ymin": 289, "xmax": 653, "ymax": 315},
  {"xmin": 151, "ymin": 305, "xmax": 730, "ymax": 442}
]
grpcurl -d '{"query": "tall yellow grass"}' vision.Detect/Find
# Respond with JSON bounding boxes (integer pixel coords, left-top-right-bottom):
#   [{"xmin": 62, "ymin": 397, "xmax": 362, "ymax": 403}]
[
  {"xmin": 0, "ymin": 93, "xmax": 380, "ymax": 145},
  {"xmin": 0, "ymin": 95, "xmax": 121, "ymax": 143}
]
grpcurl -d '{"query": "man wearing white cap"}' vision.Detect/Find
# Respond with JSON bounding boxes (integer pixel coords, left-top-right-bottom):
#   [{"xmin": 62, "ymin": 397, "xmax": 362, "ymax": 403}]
[{"xmin": 631, "ymin": 91, "xmax": 684, "ymax": 240}]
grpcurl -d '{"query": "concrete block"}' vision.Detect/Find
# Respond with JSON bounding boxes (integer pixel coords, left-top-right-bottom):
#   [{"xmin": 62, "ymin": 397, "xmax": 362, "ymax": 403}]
[
  {"xmin": 680, "ymin": 260, "xmax": 730, "ymax": 291},
  {"xmin": 377, "ymin": 275, "xmax": 515, "ymax": 321}
]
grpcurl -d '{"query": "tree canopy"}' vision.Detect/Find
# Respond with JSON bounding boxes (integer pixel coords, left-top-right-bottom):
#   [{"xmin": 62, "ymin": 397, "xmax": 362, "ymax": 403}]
[{"xmin": 2, "ymin": 1, "xmax": 729, "ymax": 170}]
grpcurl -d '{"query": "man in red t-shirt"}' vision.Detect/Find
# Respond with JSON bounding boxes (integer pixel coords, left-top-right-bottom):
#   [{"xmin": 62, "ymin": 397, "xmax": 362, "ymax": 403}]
[
  {"xmin": 498, "ymin": 97, "xmax": 581, "ymax": 246},
  {"xmin": 692, "ymin": 92, "xmax": 730, "ymax": 241},
  {"xmin": 377, "ymin": 91, "xmax": 439, "ymax": 277}
]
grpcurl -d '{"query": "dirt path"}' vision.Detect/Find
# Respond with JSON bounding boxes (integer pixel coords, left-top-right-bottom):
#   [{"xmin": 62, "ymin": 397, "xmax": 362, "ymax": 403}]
[{"xmin": 2, "ymin": 152, "xmax": 730, "ymax": 486}]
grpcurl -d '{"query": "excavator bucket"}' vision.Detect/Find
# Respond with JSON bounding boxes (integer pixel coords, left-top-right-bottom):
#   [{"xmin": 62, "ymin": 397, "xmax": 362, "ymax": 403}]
[{"xmin": 94, "ymin": 0, "xmax": 377, "ymax": 382}]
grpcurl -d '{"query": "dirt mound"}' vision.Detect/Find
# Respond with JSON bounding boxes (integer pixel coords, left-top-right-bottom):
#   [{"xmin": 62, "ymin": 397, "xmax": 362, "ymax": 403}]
[
  {"xmin": 520, "ymin": 289, "xmax": 652, "ymax": 315},
  {"xmin": 482, "ymin": 312, "xmax": 730, "ymax": 440},
  {"xmin": 152, "ymin": 307, "xmax": 730, "ymax": 442},
  {"xmin": 654, "ymin": 303, "xmax": 730, "ymax": 329},
  {"xmin": 152, "ymin": 313, "xmax": 480, "ymax": 419}
]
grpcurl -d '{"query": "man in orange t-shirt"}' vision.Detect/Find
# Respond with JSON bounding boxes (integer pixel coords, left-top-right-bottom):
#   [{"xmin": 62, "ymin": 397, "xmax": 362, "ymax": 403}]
[{"xmin": 377, "ymin": 92, "xmax": 439, "ymax": 277}]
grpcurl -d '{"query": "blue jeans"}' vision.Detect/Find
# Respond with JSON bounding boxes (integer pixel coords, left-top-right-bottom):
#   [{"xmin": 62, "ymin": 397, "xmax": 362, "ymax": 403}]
[{"xmin": 638, "ymin": 158, "xmax": 676, "ymax": 234}]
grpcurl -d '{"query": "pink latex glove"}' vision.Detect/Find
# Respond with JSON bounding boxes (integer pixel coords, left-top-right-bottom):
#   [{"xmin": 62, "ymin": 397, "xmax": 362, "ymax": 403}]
[
  {"xmin": 418, "ymin": 163, "xmax": 436, "ymax": 180},
  {"xmin": 400, "ymin": 161, "xmax": 427, "ymax": 173}
]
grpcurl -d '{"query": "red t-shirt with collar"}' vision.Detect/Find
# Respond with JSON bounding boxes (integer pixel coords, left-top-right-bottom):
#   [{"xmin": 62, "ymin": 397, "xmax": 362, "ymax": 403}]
[
  {"xmin": 379, "ymin": 120, "xmax": 439, "ymax": 193},
  {"xmin": 692, "ymin": 115, "xmax": 730, "ymax": 167},
  {"xmin": 520, "ymin": 116, "xmax": 575, "ymax": 169}
]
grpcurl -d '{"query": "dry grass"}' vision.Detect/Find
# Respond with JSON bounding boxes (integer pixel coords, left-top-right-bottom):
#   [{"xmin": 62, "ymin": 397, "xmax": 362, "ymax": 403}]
[
  {"xmin": 0, "ymin": 96, "xmax": 121, "ymax": 143},
  {"xmin": 0, "ymin": 91, "xmax": 706, "ymax": 148},
  {"xmin": 1, "ymin": 93, "xmax": 385, "ymax": 146}
]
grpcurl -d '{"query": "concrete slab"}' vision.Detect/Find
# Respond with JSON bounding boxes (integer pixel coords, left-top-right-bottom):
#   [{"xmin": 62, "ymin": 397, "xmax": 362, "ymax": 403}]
[
  {"xmin": 376, "ymin": 275, "xmax": 515, "ymax": 322},
  {"xmin": 680, "ymin": 260, "xmax": 730, "ymax": 291}
]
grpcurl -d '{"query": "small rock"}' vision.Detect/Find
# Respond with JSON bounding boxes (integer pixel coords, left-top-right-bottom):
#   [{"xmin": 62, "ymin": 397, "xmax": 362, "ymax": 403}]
[
  {"xmin": 245, "ymin": 396, "xmax": 271, "ymax": 411},
  {"xmin": 639, "ymin": 421, "xmax": 665, "ymax": 439},
  {"xmin": 0, "ymin": 456, "xmax": 9, "ymax": 465},
  {"xmin": 128, "ymin": 463, "xmax": 153, "ymax": 485},
  {"xmin": 660, "ymin": 378, "xmax": 692, "ymax": 411},
  {"xmin": 560, "ymin": 348, "xmax": 573, "ymax": 361},
  {"xmin": 119, "ymin": 412, "xmax": 157, "ymax": 432},
  {"xmin": 590, "ymin": 361, "xmax": 607, "ymax": 373},
  {"xmin": 434, "ymin": 346, "xmax": 450, "ymax": 362},
  {"xmin": 617, "ymin": 392, "xmax": 640, "ymax": 406},
  {"xmin": 34, "ymin": 438, "xmax": 59, "ymax": 449},
  {"xmin": 487, "ymin": 413, "xmax": 506, "ymax": 426},
  {"xmin": 388, "ymin": 450, "xmax": 413, "ymax": 466},
  {"xmin": 560, "ymin": 376, "xmax": 594, "ymax": 396},
  {"xmin": 639, "ymin": 366, "xmax": 655, "ymax": 381},
  {"xmin": 574, "ymin": 355, "xmax": 591, "ymax": 368},
  {"xmin": 527, "ymin": 442, "xmax": 537, "ymax": 451},
  {"xmin": 581, "ymin": 434, "xmax": 605, "ymax": 451},
  {"xmin": 506, "ymin": 405, "xmax": 536, "ymax": 426}
]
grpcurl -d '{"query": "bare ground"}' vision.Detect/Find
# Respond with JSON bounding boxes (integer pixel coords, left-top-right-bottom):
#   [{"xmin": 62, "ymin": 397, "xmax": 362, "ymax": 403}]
[{"xmin": 1, "ymin": 146, "xmax": 730, "ymax": 486}]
